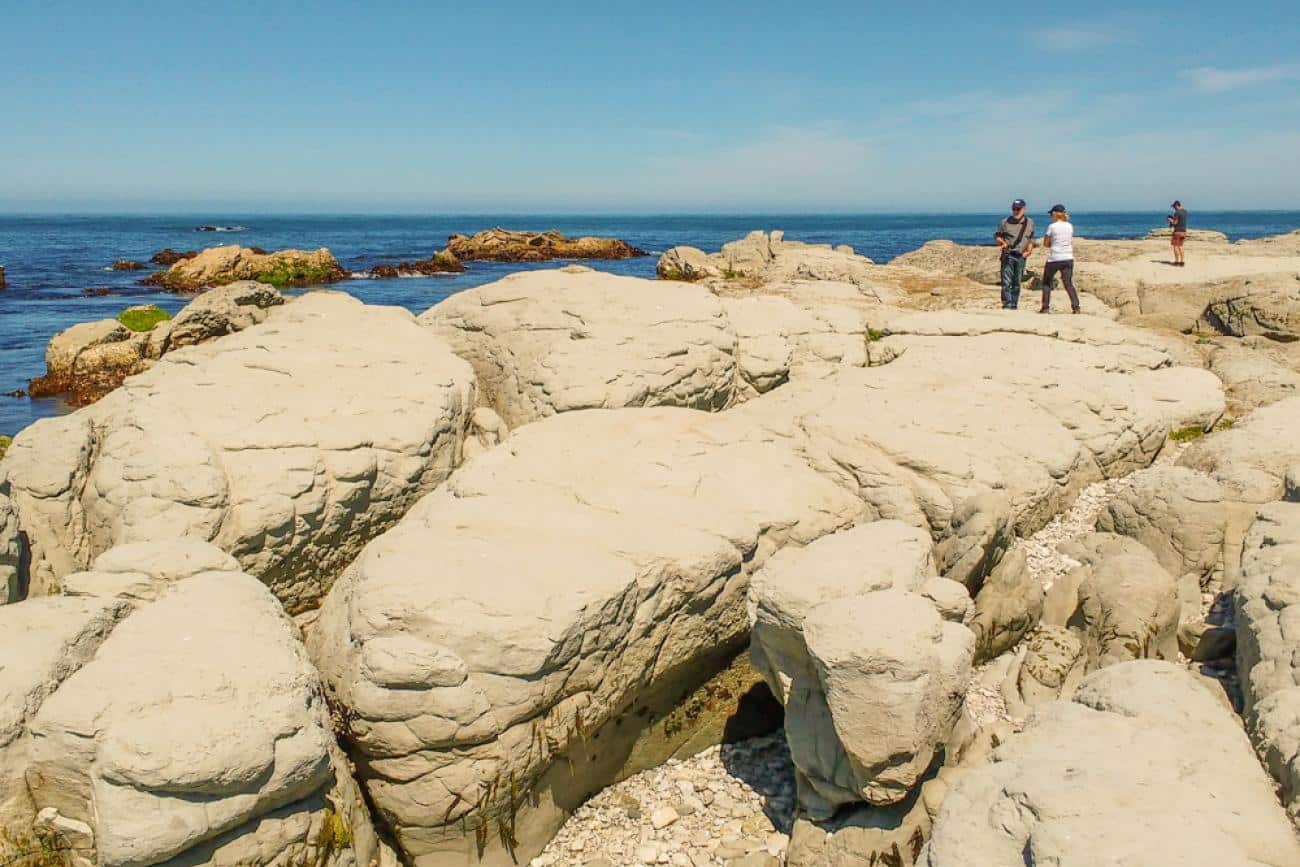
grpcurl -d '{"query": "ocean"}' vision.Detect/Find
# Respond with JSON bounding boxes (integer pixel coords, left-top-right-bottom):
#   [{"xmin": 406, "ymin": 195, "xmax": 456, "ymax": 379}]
[{"xmin": 2, "ymin": 211, "xmax": 1298, "ymax": 436}]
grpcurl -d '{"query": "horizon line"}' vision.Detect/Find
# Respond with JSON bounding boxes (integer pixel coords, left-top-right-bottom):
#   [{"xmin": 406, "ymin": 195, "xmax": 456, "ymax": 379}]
[{"xmin": 3, "ymin": 208, "xmax": 1299, "ymax": 219}]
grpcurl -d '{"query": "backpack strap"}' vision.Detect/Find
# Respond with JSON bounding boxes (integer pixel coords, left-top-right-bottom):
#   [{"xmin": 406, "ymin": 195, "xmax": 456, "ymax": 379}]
[{"xmin": 1003, "ymin": 218, "xmax": 1030, "ymax": 257}]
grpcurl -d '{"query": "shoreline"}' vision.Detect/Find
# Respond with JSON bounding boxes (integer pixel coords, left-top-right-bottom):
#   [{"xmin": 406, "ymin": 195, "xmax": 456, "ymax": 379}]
[{"xmin": 1, "ymin": 214, "xmax": 1298, "ymax": 437}]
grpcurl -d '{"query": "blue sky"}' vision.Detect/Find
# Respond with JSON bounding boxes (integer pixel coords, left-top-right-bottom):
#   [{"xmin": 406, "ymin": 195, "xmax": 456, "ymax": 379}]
[{"xmin": 2, "ymin": 0, "xmax": 1298, "ymax": 212}]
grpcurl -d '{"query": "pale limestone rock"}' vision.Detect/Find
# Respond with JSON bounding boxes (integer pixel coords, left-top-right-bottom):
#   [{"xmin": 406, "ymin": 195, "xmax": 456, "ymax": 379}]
[
  {"xmin": 1057, "ymin": 533, "xmax": 1180, "ymax": 672},
  {"xmin": 657, "ymin": 246, "xmax": 719, "ymax": 281},
  {"xmin": 657, "ymin": 232, "xmax": 885, "ymax": 294},
  {"xmin": 464, "ymin": 405, "xmax": 509, "ymax": 462},
  {"xmin": 0, "ymin": 491, "xmax": 20, "ymax": 604},
  {"xmin": 868, "ymin": 310, "xmax": 1220, "ymax": 435},
  {"xmin": 1208, "ymin": 342, "xmax": 1300, "ymax": 412},
  {"xmin": 969, "ymin": 548, "xmax": 1041, "ymax": 662},
  {"xmin": 923, "ymin": 661, "xmax": 1300, "ymax": 867},
  {"xmin": 749, "ymin": 524, "xmax": 971, "ymax": 816},
  {"xmin": 0, "ymin": 596, "xmax": 127, "ymax": 834},
  {"xmin": 803, "ymin": 591, "xmax": 973, "ymax": 809},
  {"xmin": 61, "ymin": 538, "xmax": 240, "ymax": 604},
  {"xmin": 932, "ymin": 492, "xmax": 1013, "ymax": 593},
  {"xmin": 419, "ymin": 268, "xmax": 739, "ymax": 427},
  {"xmin": 4, "ymin": 292, "xmax": 476, "ymax": 612},
  {"xmin": 1180, "ymin": 395, "xmax": 1300, "ymax": 503},
  {"xmin": 43, "ymin": 319, "xmax": 131, "ymax": 378},
  {"xmin": 161, "ymin": 279, "xmax": 284, "ymax": 350},
  {"xmin": 1097, "ymin": 465, "xmax": 1227, "ymax": 581},
  {"xmin": 748, "ymin": 522, "xmax": 936, "ymax": 639},
  {"xmin": 1235, "ymin": 502, "xmax": 1300, "ymax": 825},
  {"xmin": 307, "ymin": 300, "xmax": 1217, "ymax": 864},
  {"xmin": 888, "ymin": 240, "xmax": 999, "ymax": 283},
  {"xmin": 718, "ymin": 294, "xmax": 868, "ymax": 394},
  {"xmin": 1147, "ymin": 227, "xmax": 1230, "ymax": 242},
  {"xmin": 918, "ymin": 577, "xmax": 974, "ymax": 625},
  {"xmin": 1204, "ymin": 280, "xmax": 1300, "ymax": 340},
  {"xmin": 26, "ymin": 557, "xmax": 344, "ymax": 867},
  {"xmin": 310, "ymin": 407, "xmax": 863, "ymax": 867},
  {"xmin": 1014, "ymin": 625, "xmax": 1085, "ymax": 709}
]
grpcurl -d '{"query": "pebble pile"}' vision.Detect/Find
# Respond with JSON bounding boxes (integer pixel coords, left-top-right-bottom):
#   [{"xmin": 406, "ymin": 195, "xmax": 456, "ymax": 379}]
[
  {"xmin": 536, "ymin": 735, "xmax": 794, "ymax": 867},
  {"xmin": 1016, "ymin": 443, "xmax": 1186, "ymax": 590}
]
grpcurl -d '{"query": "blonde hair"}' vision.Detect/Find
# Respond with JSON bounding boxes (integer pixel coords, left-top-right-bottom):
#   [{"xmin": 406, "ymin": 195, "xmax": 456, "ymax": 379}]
[{"xmin": 1052, "ymin": 210, "xmax": 1070, "ymax": 221}]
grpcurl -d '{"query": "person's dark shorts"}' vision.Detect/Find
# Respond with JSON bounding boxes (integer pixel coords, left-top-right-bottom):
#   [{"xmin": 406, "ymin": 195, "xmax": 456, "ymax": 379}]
[{"xmin": 1171, "ymin": 232, "xmax": 1187, "ymax": 246}]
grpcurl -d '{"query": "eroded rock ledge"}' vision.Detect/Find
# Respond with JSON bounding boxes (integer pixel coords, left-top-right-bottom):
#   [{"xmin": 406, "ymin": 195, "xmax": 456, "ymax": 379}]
[
  {"xmin": 4, "ymin": 291, "xmax": 476, "ymax": 613},
  {"xmin": 0, "ymin": 541, "xmax": 380, "ymax": 867}
]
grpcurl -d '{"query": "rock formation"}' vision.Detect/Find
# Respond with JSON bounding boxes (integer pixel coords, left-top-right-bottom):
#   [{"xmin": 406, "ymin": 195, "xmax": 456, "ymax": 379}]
[
  {"xmin": 1097, "ymin": 465, "xmax": 1228, "ymax": 581},
  {"xmin": 658, "ymin": 231, "xmax": 879, "ymax": 289},
  {"xmin": 1235, "ymin": 502, "xmax": 1300, "ymax": 825},
  {"xmin": 923, "ymin": 661, "xmax": 1300, "ymax": 867},
  {"xmin": 309, "ymin": 407, "xmax": 864, "ymax": 866},
  {"xmin": 445, "ymin": 228, "xmax": 645, "ymax": 262},
  {"xmin": 27, "ymin": 281, "xmax": 283, "ymax": 405},
  {"xmin": 1179, "ymin": 395, "xmax": 1300, "ymax": 503},
  {"xmin": 1052, "ymin": 534, "xmax": 1180, "ymax": 672},
  {"xmin": 4, "ymin": 292, "xmax": 476, "ymax": 613},
  {"xmin": 1204, "ymin": 277, "xmax": 1300, "ymax": 340},
  {"xmin": 144, "ymin": 244, "xmax": 347, "ymax": 291},
  {"xmin": 420, "ymin": 267, "xmax": 741, "ymax": 427},
  {"xmin": 27, "ymin": 318, "xmax": 146, "ymax": 406},
  {"xmin": 2, "ymin": 541, "xmax": 379, "ymax": 867},
  {"xmin": 366, "ymin": 249, "xmax": 465, "ymax": 278},
  {"xmin": 149, "ymin": 247, "xmax": 199, "ymax": 265},
  {"xmin": 1146, "ymin": 227, "xmax": 1231, "ymax": 243},
  {"xmin": 312, "ymin": 271, "xmax": 1220, "ymax": 866},
  {"xmin": 0, "ymin": 491, "xmax": 20, "ymax": 604},
  {"xmin": 749, "ymin": 523, "xmax": 973, "ymax": 817}
]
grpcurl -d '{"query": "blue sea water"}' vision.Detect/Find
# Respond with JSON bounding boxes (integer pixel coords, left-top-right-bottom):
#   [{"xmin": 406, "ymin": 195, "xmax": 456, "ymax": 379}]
[{"xmin": 2, "ymin": 211, "xmax": 1298, "ymax": 436}]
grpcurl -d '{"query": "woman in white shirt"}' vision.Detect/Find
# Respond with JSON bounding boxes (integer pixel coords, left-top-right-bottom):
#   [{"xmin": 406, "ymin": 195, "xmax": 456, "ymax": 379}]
[{"xmin": 1040, "ymin": 204, "xmax": 1080, "ymax": 314}]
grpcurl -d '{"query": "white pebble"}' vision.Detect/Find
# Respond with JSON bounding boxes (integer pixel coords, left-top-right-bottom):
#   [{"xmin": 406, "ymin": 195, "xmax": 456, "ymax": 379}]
[{"xmin": 651, "ymin": 805, "xmax": 680, "ymax": 829}]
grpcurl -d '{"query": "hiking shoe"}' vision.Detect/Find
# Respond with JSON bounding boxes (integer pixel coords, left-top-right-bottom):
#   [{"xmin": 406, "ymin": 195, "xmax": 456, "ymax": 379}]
[{"xmin": 1072, "ymin": 307, "xmax": 1081, "ymax": 314}]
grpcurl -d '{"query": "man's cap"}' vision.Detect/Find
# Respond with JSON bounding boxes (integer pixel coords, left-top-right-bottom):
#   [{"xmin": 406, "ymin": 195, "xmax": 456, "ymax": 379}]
[
  {"xmin": 1050, "ymin": 203, "xmax": 1067, "ymax": 214},
  {"xmin": 1011, "ymin": 199, "xmax": 1027, "ymax": 209},
  {"xmin": 1171, "ymin": 200, "xmax": 1182, "ymax": 207}
]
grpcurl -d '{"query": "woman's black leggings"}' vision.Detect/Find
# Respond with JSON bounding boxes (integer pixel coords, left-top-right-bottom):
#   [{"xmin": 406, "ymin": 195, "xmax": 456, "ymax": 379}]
[{"xmin": 1041, "ymin": 259, "xmax": 1080, "ymax": 311}]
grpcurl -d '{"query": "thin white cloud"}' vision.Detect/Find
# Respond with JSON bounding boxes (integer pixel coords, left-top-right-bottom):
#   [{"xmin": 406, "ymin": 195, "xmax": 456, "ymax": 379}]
[
  {"xmin": 1183, "ymin": 64, "xmax": 1300, "ymax": 93},
  {"xmin": 1030, "ymin": 24, "xmax": 1135, "ymax": 51},
  {"xmin": 643, "ymin": 126, "xmax": 873, "ymax": 206}
]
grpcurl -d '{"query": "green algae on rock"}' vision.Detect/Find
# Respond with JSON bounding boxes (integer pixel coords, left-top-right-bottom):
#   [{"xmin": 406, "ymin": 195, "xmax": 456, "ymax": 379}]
[{"xmin": 116, "ymin": 304, "xmax": 171, "ymax": 333}]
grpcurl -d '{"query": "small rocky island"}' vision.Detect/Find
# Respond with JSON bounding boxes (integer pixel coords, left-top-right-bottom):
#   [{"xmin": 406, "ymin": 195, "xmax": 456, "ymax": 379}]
[
  {"xmin": 446, "ymin": 227, "xmax": 647, "ymax": 262},
  {"xmin": 3, "ymin": 227, "xmax": 1300, "ymax": 867},
  {"xmin": 143, "ymin": 244, "xmax": 348, "ymax": 291}
]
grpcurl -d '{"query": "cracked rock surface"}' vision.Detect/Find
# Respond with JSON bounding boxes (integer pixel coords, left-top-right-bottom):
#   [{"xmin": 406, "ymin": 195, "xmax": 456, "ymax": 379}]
[{"xmin": 2, "ymin": 291, "xmax": 477, "ymax": 612}]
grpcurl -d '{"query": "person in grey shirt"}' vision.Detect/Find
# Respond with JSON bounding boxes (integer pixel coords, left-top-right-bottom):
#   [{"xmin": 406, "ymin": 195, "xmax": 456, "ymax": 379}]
[
  {"xmin": 996, "ymin": 199, "xmax": 1035, "ymax": 309},
  {"xmin": 1167, "ymin": 200, "xmax": 1188, "ymax": 267}
]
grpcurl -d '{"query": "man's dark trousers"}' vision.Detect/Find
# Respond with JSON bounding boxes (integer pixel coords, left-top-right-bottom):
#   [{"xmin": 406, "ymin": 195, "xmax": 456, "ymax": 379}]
[{"xmin": 1001, "ymin": 254, "xmax": 1026, "ymax": 309}]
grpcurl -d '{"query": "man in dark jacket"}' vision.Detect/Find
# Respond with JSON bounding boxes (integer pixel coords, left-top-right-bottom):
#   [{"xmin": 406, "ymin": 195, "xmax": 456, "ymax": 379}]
[{"xmin": 996, "ymin": 199, "xmax": 1036, "ymax": 309}]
